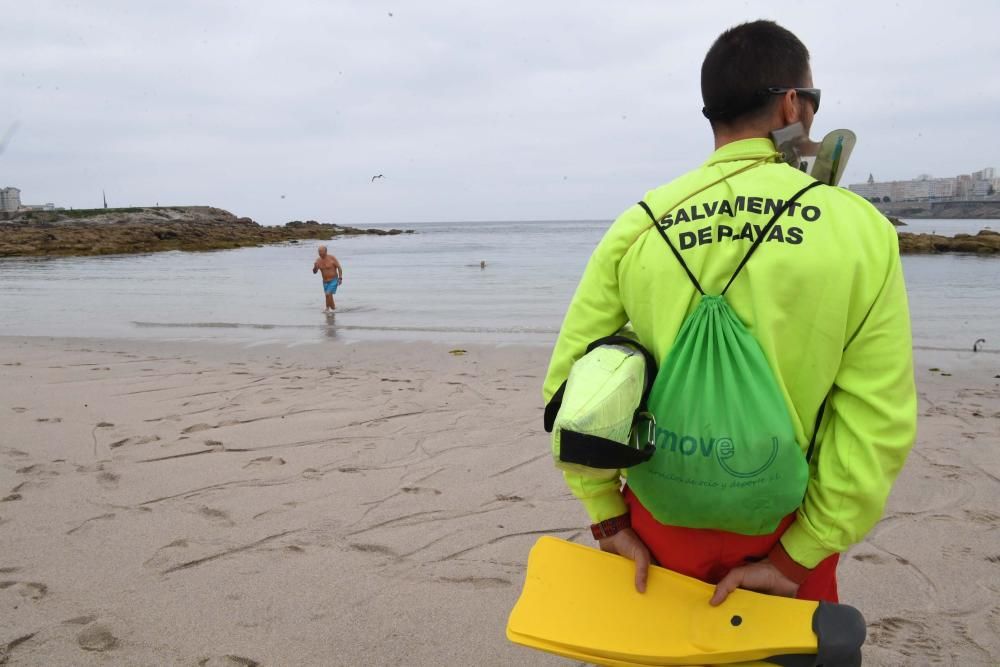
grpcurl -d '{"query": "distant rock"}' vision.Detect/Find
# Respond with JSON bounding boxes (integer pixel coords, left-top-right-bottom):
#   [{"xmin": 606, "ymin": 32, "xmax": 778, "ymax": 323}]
[
  {"xmin": 898, "ymin": 229, "xmax": 1000, "ymax": 255},
  {"xmin": 0, "ymin": 207, "xmax": 414, "ymax": 257}
]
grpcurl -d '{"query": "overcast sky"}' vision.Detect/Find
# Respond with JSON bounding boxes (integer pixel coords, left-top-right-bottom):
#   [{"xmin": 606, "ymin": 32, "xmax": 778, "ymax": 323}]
[{"xmin": 2, "ymin": 1, "xmax": 998, "ymax": 225}]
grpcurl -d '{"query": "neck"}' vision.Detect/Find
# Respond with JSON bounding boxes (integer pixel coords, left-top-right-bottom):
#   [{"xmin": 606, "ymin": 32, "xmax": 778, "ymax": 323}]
[{"xmin": 713, "ymin": 127, "xmax": 771, "ymax": 150}]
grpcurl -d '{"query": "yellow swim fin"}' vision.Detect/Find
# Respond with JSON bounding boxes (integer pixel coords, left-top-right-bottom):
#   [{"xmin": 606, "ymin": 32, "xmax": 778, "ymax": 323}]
[{"xmin": 506, "ymin": 537, "xmax": 865, "ymax": 667}]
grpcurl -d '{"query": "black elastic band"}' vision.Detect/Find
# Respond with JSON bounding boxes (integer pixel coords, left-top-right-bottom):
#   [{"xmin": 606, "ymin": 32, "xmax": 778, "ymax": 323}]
[
  {"xmin": 639, "ymin": 200, "xmax": 705, "ymax": 295},
  {"xmin": 722, "ymin": 180, "xmax": 823, "ymax": 295},
  {"xmin": 559, "ymin": 430, "xmax": 655, "ymax": 469},
  {"xmin": 805, "ymin": 396, "xmax": 827, "ymax": 463},
  {"xmin": 543, "ymin": 382, "xmax": 566, "ymax": 433}
]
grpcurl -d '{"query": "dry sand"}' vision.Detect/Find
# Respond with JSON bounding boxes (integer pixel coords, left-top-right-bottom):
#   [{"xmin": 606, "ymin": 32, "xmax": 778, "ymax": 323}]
[{"xmin": 0, "ymin": 336, "xmax": 997, "ymax": 666}]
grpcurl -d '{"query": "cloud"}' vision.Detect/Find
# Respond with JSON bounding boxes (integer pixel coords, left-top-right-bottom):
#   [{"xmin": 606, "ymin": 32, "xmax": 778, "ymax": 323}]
[{"xmin": 2, "ymin": 1, "xmax": 998, "ymax": 222}]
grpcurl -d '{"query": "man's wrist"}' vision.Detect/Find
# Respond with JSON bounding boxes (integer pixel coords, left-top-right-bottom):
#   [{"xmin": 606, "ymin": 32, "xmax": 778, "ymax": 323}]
[
  {"xmin": 590, "ymin": 513, "xmax": 630, "ymax": 540},
  {"xmin": 767, "ymin": 541, "xmax": 813, "ymax": 584}
]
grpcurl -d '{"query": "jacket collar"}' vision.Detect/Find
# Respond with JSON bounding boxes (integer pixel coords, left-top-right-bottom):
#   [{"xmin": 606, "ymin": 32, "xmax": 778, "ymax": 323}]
[{"xmin": 703, "ymin": 138, "xmax": 782, "ymax": 167}]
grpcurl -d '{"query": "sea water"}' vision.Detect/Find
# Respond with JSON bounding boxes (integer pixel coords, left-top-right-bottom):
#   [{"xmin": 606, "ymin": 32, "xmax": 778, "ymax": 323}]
[{"xmin": 0, "ymin": 219, "xmax": 997, "ymax": 352}]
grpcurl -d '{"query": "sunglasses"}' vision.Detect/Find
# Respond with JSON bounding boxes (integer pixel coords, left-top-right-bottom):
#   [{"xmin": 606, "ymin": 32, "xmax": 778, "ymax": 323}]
[{"xmin": 766, "ymin": 87, "xmax": 821, "ymax": 113}]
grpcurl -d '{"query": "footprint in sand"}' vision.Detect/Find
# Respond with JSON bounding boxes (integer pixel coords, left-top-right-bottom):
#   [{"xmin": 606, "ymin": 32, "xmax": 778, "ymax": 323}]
[
  {"xmin": 64, "ymin": 615, "xmax": 99, "ymax": 625},
  {"xmin": 0, "ymin": 580, "xmax": 48, "ymax": 600},
  {"xmin": 35, "ymin": 417, "xmax": 62, "ymax": 423},
  {"xmin": 198, "ymin": 656, "xmax": 260, "ymax": 667},
  {"xmin": 109, "ymin": 435, "xmax": 160, "ymax": 449},
  {"xmin": 76, "ymin": 623, "xmax": 118, "ymax": 652},
  {"xmin": 868, "ymin": 616, "xmax": 944, "ymax": 661},
  {"xmin": 243, "ymin": 456, "xmax": 286, "ymax": 469},
  {"xmin": 348, "ymin": 543, "xmax": 397, "ymax": 557},
  {"xmin": 182, "ymin": 423, "xmax": 213, "ymax": 434},
  {"xmin": 142, "ymin": 539, "xmax": 191, "ymax": 570},
  {"xmin": 97, "ymin": 471, "xmax": 120, "ymax": 489},
  {"xmin": 196, "ymin": 506, "xmax": 234, "ymax": 526},
  {"xmin": 437, "ymin": 575, "xmax": 511, "ymax": 589},
  {"xmin": 851, "ymin": 552, "xmax": 889, "ymax": 565},
  {"xmin": 0, "ymin": 632, "xmax": 35, "ymax": 663},
  {"xmin": 401, "ymin": 486, "xmax": 441, "ymax": 496},
  {"xmin": 14, "ymin": 463, "xmax": 63, "ymax": 492},
  {"xmin": 964, "ymin": 508, "xmax": 1000, "ymax": 526},
  {"xmin": 11, "ymin": 407, "xmax": 27, "ymax": 413}
]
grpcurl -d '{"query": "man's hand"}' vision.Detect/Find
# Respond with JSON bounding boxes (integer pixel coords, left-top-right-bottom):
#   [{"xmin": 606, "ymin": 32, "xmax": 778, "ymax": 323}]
[
  {"xmin": 710, "ymin": 560, "xmax": 799, "ymax": 606},
  {"xmin": 598, "ymin": 528, "xmax": 652, "ymax": 593}
]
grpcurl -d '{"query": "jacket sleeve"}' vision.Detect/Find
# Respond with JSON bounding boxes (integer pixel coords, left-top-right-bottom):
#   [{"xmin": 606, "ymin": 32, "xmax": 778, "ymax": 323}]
[
  {"xmin": 543, "ymin": 208, "xmax": 640, "ymax": 523},
  {"xmin": 779, "ymin": 227, "xmax": 918, "ymax": 568}
]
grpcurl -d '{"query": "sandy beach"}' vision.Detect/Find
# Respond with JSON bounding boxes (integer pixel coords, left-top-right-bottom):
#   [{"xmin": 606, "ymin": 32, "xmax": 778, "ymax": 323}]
[{"xmin": 1, "ymin": 335, "xmax": 998, "ymax": 666}]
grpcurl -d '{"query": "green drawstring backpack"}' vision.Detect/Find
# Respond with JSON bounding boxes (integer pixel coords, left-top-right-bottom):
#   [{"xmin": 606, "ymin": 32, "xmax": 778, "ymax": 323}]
[
  {"xmin": 625, "ymin": 180, "xmax": 824, "ymax": 535},
  {"xmin": 544, "ymin": 179, "xmax": 826, "ymax": 536}
]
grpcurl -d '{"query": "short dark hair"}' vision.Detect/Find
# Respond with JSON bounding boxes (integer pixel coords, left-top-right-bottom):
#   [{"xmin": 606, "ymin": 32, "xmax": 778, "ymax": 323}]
[{"xmin": 701, "ymin": 20, "xmax": 811, "ymax": 127}]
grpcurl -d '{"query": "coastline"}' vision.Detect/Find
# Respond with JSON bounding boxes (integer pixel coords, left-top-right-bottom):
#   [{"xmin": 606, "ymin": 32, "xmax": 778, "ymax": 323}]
[
  {"xmin": 1, "ymin": 335, "xmax": 997, "ymax": 665},
  {"xmin": 0, "ymin": 207, "xmax": 412, "ymax": 258},
  {"xmin": 1, "ymin": 208, "xmax": 999, "ymax": 259}
]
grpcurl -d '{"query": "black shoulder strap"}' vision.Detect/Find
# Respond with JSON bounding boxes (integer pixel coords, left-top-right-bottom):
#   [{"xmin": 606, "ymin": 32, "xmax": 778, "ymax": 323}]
[
  {"xmin": 640, "ymin": 201, "xmax": 705, "ymax": 295},
  {"xmin": 722, "ymin": 180, "xmax": 823, "ymax": 294}
]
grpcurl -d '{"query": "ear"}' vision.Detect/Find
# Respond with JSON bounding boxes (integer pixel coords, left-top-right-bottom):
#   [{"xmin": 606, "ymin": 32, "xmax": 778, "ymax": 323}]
[{"xmin": 781, "ymin": 90, "xmax": 802, "ymax": 125}]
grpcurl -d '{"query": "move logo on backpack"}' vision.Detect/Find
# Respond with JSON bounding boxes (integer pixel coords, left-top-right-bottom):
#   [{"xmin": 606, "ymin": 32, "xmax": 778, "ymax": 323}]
[{"xmin": 653, "ymin": 427, "xmax": 780, "ymax": 479}]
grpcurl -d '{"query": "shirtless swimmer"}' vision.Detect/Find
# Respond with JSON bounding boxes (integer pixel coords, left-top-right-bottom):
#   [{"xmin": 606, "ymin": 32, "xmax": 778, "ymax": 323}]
[{"xmin": 312, "ymin": 245, "xmax": 344, "ymax": 312}]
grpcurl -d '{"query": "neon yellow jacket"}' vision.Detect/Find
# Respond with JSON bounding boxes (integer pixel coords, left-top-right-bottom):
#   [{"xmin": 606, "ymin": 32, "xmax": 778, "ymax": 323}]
[{"xmin": 543, "ymin": 138, "xmax": 917, "ymax": 569}]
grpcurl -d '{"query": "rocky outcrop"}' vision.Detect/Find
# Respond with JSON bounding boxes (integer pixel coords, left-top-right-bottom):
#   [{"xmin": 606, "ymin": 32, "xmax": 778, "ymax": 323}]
[
  {"xmin": 898, "ymin": 229, "xmax": 1000, "ymax": 255},
  {"xmin": 0, "ymin": 207, "xmax": 412, "ymax": 257}
]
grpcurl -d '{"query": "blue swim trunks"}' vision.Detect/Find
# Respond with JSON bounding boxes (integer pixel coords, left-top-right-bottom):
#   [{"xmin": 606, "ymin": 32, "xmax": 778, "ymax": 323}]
[{"xmin": 323, "ymin": 278, "xmax": 339, "ymax": 294}]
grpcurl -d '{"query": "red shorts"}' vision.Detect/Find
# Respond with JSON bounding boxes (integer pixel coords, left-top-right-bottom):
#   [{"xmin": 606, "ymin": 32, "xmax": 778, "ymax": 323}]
[{"xmin": 624, "ymin": 486, "xmax": 839, "ymax": 602}]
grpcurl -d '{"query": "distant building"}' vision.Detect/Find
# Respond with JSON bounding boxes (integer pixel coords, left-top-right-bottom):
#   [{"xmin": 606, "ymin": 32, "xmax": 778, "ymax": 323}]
[
  {"xmin": 848, "ymin": 167, "xmax": 995, "ymax": 202},
  {"xmin": 0, "ymin": 186, "xmax": 20, "ymax": 212}
]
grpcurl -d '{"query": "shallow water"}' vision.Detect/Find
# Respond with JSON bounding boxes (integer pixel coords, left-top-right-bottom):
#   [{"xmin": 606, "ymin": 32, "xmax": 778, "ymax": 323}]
[{"xmin": 0, "ymin": 219, "xmax": 996, "ymax": 352}]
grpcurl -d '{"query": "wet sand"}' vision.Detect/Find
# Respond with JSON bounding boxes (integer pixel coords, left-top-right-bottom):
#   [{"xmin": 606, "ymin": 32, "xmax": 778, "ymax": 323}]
[{"xmin": 0, "ymin": 336, "xmax": 997, "ymax": 665}]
